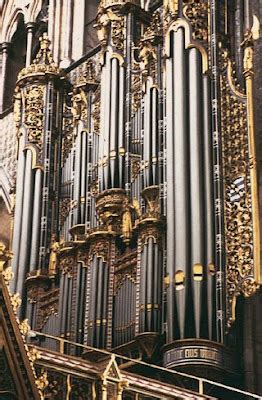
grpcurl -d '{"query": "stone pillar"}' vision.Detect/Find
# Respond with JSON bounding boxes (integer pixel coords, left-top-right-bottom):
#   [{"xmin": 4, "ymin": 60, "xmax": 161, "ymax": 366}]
[
  {"xmin": 0, "ymin": 42, "xmax": 10, "ymax": 113},
  {"xmin": 25, "ymin": 23, "xmax": 35, "ymax": 67}
]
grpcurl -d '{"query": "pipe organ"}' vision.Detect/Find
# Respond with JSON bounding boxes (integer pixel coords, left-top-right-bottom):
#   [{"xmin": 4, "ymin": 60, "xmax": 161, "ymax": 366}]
[{"xmin": 10, "ymin": 0, "xmax": 261, "ymax": 386}]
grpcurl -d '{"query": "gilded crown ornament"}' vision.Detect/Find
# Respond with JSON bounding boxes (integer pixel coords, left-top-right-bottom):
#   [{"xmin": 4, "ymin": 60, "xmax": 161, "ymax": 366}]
[{"xmin": 17, "ymin": 33, "xmax": 60, "ymax": 81}]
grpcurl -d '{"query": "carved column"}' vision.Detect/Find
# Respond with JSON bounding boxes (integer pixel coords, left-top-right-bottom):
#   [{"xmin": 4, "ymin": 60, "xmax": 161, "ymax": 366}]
[
  {"xmin": 25, "ymin": 23, "xmax": 35, "ymax": 67},
  {"xmin": 0, "ymin": 42, "xmax": 10, "ymax": 112}
]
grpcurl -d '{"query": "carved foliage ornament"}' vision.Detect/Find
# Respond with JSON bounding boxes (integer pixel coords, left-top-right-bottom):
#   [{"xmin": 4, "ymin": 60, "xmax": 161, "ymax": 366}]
[
  {"xmin": 183, "ymin": 0, "xmax": 208, "ymax": 43},
  {"xmin": 25, "ymin": 85, "xmax": 44, "ymax": 144},
  {"xmin": 62, "ymin": 105, "xmax": 74, "ymax": 164},
  {"xmin": 59, "ymin": 256, "xmax": 75, "ymax": 277},
  {"xmin": 89, "ymin": 239, "xmax": 110, "ymax": 263},
  {"xmin": 92, "ymin": 86, "xmax": 101, "ymax": 134},
  {"xmin": 220, "ymin": 49, "xmax": 258, "ymax": 327},
  {"xmin": 95, "ymin": 6, "xmax": 124, "ymax": 52}
]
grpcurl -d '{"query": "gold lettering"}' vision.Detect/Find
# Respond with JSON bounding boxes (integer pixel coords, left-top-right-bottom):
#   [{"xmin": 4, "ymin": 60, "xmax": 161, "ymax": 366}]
[{"xmin": 185, "ymin": 349, "xmax": 199, "ymax": 358}]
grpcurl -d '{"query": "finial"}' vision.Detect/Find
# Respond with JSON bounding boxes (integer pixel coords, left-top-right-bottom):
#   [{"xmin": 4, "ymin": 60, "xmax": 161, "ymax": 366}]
[{"xmin": 17, "ymin": 33, "xmax": 59, "ymax": 82}]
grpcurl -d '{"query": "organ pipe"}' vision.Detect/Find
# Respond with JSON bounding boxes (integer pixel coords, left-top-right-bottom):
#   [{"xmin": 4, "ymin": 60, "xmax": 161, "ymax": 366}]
[
  {"xmin": 29, "ymin": 168, "xmax": 43, "ymax": 272},
  {"xmin": 173, "ymin": 27, "xmax": 188, "ymax": 340},
  {"xmin": 189, "ymin": 48, "xmax": 204, "ymax": 338},
  {"xmin": 11, "ymin": 137, "xmax": 26, "ymax": 293},
  {"xmin": 203, "ymin": 74, "xmax": 215, "ymax": 340},
  {"xmin": 16, "ymin": 150, "xmax": 34, "ymax": 298}
]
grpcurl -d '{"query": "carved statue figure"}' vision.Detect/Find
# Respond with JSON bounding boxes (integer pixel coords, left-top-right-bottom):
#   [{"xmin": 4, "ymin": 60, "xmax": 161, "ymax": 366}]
[
  {"xmin": 71, "ymin": 88, "xmax": 87, "ymax": 123},
  {"xmin": 122, "ymin": 200, "xmax": 133, "ymax": 244},
  {"xmin": 49, "ymin": 235, "xmax": 60, "ymax": 275}
]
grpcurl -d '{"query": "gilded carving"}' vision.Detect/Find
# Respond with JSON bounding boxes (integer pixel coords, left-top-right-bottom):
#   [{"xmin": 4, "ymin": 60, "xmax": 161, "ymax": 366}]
[
  {"xmin": 132, "ymin": 62, "xmax": 142, "ymax": 114},
  {"xmin": 62, "ymin": 104, "xmax": 74, "ymax": 164},
  {"xmin": 220, "ymin": 49, "xmax": 258, "ymax": 327},
  {"xmin": 0, "ymin": 242, "xmax": 13, "ymax": 275},
  {"xmin": 71, "ymin": 88, "xmax": 88, "ymax": 124},
  {"xmin": 139, "ymin": 41, "xmax": 157, "ymax": 75},
  {"xmin": 59, "ymin": 256, "xmax": 75, "ymax": 276},
  {"xmin": 24, "ymin": 85, "xmax": 44, "ymax": 144},
  {"xmin": 111, "ymin": 15, "xmax": 125, "ymax": 52},
  {"xmin": 2, "ymin": 267, "xmax": 14, "ymax": 285},
  {"xmin": 183, "ymin": 0, "xmax": 208, "ymax": 43},
  {"xmin": 140, "ymin": 225, "xmax": 161, "ymax": 247},
  {"xmin": 27, "ymin": 347, "xmax": 41, "ymax": 363},
  {"xmin": 95, "ymin": 6, "xmax": 111, "ymax": 46},
  {"xmin": 89, "ymin": 239, "xmax": 110, "ymax": 263},
  {"xmin": 121, "ymin": 198, "xmax": 133, "ymax": 244},
  {"xmin": 10, "ymin": 293, "xmax": 22, "ymax": 313},
  {"xmin": 92, "ymin": 86, "xmax": 101, "ymax": 134},
  {"xmin": 74, "ymin": 59, "xmax": 97, "ymax": 87},
  {"xmin": 131, "ymin": 158, "xmax": 141, "ymax": 182},
  {"xmin": 19, "ymin": 319, "xmax": 31, "ymax": 337},
  {"xmin": 60, "ymin": 198, "xmax": 71, "ymax": 225},
  {"xmin": 18, "ymin": 33, "xmax": 59, "ymax": 80},
  {"xmin": 164, "ymin": 0, "xmax": 178, "ymax": 16},
  {"xmin": 35, "ymin": 370, "xmax": 49, "ymax": 398},
  {"xmin": 48, "ymin": 235, "xmax": 60, "ymax": 276}
]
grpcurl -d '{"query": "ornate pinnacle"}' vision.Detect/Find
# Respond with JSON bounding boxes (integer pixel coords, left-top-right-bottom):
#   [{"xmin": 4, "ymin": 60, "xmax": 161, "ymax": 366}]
[{"xmin": 17, "ymin": 33, "xmax": 59, "ymax": 82}]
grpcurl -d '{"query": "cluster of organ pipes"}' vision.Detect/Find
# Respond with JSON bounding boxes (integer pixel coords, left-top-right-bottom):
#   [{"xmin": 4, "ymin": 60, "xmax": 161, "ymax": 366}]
[{"xmin": 9, "ymin": 0, "xmax": 260, "ymax": 369}]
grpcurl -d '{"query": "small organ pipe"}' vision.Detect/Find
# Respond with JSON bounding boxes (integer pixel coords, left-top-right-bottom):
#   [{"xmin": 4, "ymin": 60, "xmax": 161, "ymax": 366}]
[
  {"xmin": 153, "ymin": 243, "xmax": 159, "ymax": 331},
  {"xmin": 103, "ymin": 53, "xmax": 111, "ymax": 190},
  {"xmin": 88, "ymin": 256, "xmax": 98, "ymax": 345},
  {"xmin": 75, "ymin": 265, "xmax": 82, "ymax": 342},
  {"xmin": 80, "ymin": 131, "xmax": 87, "ymax": 222},
  {"xmin": 16, "ymin": 150, "xmax": 34, "ymax": 298},
  {"xmin": 96, "ymin": 257, "xmax": 103, "ymax": 346},
  {"xmin": 140, "ymin": 244, "xmax": 148, "ymax": 332},
  {"xmin": 152, "ymin": 87, "xmax": 158, "ymax": 185},
  {"xmin": 29, "ymin": 168, "xmax": 43, "ymax": 271},
  {"xmin": 102, "ymin": 263, "xmax": 108, "ymax": 346},
  {"xmin": 119, "ymin": 283, "xmax": 123, "ymax": 344},
  {"xmin": 73, "ymin": 130, "xmax": 81, "ymax": 225},
  {"xmin": 67, "ymin": 277, "xmax": 73, "ymax": 338},
  {"xmin": 110, "ymin": 58, "xmax": 119, "ymax": 187},
  {"xmin": 61, "ymin": 275, "xmax": 68, "ymax": 336},
  {"xmin": 146, "ymin": 238, "xmax": 153, "ymax": 330}
]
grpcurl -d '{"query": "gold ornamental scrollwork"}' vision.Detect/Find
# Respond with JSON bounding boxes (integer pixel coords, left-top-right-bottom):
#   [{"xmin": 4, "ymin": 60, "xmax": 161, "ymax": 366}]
[
  {"xmin": 89, "ymin": 239, "xmax": 110, "ymax": 263},
  {"xmin": 139, "ymin": 224, "xmax": 161, "ymax": 247},
  {"xmin": 62, "ymin": 104, "xmax": 74, "ymax": 164},
  {"xmin": 59, "ymin": 256, "xmax": 75, "ymax": 277},
  {"xmin": 95, "ymin": 6, "xmax": 124, "ymax": 52},
  {"xmin": 92, "ymin": 86, "xmax": 101, "ymax": 134},
  {"xmin": 18, "ymin": 33, "xmax": 59, "ymax": 80},
  {"xmin": 163, "ymin": 0, "xmax": 178, "ymax": 28},
  {"xmin": 183, "ymin": 0, "xmax": 208, "ymax": 43},
  {"xmin": 25, "ymin": 85, "xmax": 44, "ymax": 144},
  {"xmin": 220, "ymin": 48, "xmax": 259, "ymax": 327}
]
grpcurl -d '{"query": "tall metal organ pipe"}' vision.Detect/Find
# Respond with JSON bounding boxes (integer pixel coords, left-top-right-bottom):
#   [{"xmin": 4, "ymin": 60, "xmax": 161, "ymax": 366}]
[
  {"xmin": 165, "ymin": 27, "xmax": 216, "ymax": 342},
  {"xmin": 203, "ymin": 74, "xmax": 215, "ymax": 340},
  {"xmin": 10, "ymin": 136, "xmax": 26, "ymax": 293},
  {"xmin": 189, "ymin": 48, "xmax": 204, "ymax": 338},
  {"xmin": 29, "ymin": 168, "xmax": 43, "ymax": 272},
  {"xmin": 15, "ymin": 149, "xmax": 34, "ymax": 297}
]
